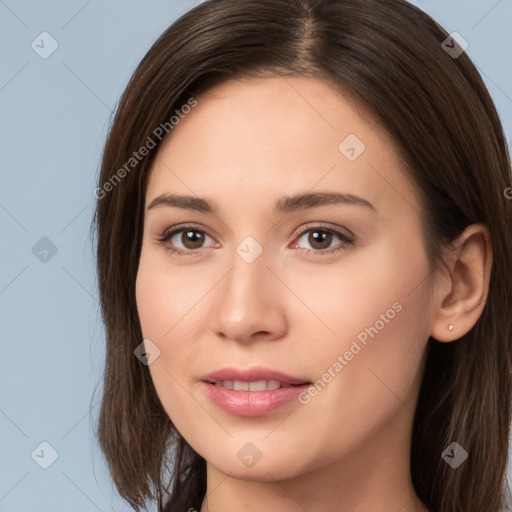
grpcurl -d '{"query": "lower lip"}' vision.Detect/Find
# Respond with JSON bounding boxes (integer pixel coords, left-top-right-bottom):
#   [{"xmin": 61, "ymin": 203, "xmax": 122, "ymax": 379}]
[{"xmin": 202, "ymin": 382, "xmax": 311, "ymax": 416}]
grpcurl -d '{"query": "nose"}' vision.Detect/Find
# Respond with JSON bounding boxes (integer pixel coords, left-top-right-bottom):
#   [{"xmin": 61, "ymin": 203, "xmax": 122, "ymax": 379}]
[{"xmin": 209, "ymin": 246, "xmax": 288, "ymax": 344}]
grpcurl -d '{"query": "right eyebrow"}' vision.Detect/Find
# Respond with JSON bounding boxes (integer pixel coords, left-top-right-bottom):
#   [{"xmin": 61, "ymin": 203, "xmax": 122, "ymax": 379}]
[{"xmin": 147, "ymin": 194, "xmax": 218, "ymax": 214}]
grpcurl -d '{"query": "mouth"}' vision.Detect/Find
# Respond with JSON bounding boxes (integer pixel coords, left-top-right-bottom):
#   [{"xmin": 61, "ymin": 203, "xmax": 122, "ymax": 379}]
[
  {"xmin": 205, "ymin": 379, "xmax": 309, "ymax": 391},
  {"xmin": 201, "ymin": 366, "xmax": 311, "ymax": 387},
  {"xmin": 200, "ymin": 367, "xmax": 312, "ymax": 416}
]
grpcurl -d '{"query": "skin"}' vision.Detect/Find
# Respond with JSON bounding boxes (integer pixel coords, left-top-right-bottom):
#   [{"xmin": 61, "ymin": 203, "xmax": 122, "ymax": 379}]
[{"xmin": 135, "ymin": 76, "xmax": 492, "ymax": 512}]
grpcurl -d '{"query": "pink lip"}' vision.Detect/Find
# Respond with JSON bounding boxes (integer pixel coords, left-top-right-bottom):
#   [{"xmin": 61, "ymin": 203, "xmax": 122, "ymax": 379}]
[
  {"xmin": 201, "ymin": 366, "xmax": 309, "ymax": 385},
  {"xmin": 200, "ymin": 366, "xmax": 311, "ymax": 416},
  {"xmin": 201, "ymin": 382, "xmax": 311, "ymax": 416}
]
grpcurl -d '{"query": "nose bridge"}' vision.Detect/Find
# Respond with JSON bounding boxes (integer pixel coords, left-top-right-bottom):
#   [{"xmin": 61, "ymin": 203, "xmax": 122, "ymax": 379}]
[
  {"xmin": 222, "ymin": 239, "xmax": 272, "ymax": 312},
  {"xmin": 210, "ymin": 236, "xmax": 287, "ymax": 341}
]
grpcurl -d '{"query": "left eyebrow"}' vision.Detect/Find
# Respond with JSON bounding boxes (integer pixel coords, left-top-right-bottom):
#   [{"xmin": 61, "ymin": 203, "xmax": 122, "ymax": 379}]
[
  {"xmin": 146, "ymin": 191, "xmax": 377, "ymax": 215},
  {"xmin": 272, "ymin": 192, "xmax": 377, "ymax": 215}
]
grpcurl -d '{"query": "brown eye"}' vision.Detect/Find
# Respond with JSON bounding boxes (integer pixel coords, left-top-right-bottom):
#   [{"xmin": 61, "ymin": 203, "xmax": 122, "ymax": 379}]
[
  {"xmin": 156, "ymin": 225, "xmax": 217, "ymax": 256},
  {"xmin": 306, "ymin": 230, "xmax": 333, "ymax": 250},
  {"xmin": 292, "ymin": 226, "xmax": 355, "ymax": 256},
  {"xmin": 179, "ymin": 230, "xmax": 206, "ymax": 249}
]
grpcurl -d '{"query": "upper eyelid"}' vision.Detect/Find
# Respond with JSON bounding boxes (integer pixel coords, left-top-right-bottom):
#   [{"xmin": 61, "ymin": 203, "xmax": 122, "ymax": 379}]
[
  {"xmin": 160, "ymin": 223, "xmax": 216, "ymax": 240},
  {"xmin": 295, "ymin": 222, "xmax": 354, "ymax": 239},
  {"xmin": 160, "ymin": 222, "xmax": 213, "ymax": 236}
]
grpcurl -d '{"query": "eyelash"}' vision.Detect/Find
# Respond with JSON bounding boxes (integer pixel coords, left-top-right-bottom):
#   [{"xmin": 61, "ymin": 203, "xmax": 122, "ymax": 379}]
[{"xmin": 155, "ymin": 223, "xmax": 357, "ymax": 257}]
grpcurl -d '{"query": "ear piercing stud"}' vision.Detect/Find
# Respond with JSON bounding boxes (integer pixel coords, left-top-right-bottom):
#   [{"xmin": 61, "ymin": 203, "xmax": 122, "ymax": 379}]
[{"xmin": 448, "ymin": 324, "xmax": 454, "ymax": 331}]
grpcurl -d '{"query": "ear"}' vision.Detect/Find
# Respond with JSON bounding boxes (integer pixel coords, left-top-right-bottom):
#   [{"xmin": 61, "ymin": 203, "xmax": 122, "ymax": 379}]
[{"xmin": 430, "ymin": 223, "xmax": 492, "ymax": 342}]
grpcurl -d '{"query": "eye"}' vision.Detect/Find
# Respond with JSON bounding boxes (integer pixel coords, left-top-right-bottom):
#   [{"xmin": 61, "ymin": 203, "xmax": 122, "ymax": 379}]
[
  {"xmin": 155, "ymin": 223, "xmax": 356, "ymax": 258},
  {"xmin": 291, "ymin": 224, "xmax": 356, "ymax": 256},
  {"xmin": 156, "ymin": 224, "xmax": 217, "ymax": 256}
]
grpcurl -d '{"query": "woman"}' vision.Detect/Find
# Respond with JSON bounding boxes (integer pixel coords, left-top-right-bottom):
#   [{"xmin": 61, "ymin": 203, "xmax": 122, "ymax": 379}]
[{"xmin": 93, "ymin": 1, "xmax": 512, "ymax": 511}]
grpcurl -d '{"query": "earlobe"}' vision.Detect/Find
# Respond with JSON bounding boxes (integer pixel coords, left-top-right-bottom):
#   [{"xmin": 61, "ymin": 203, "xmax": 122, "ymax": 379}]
[{"xmin": 429, "ymin": 224, "xmax": 492, "ymax": 343}]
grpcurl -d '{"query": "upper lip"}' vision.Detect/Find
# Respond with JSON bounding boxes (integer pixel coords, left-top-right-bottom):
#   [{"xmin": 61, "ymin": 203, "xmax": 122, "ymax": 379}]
[{"xmin": 202, "ymin": 366, "xmax": 310, "ymax": 385}]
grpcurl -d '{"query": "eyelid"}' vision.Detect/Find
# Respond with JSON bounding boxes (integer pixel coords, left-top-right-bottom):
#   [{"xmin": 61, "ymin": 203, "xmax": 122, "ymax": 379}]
[
  {"xmin": 158, "ymin": 222, "xmax": 216, "ymax": 240},
  {"xmin": 293, "ymin": 221, "xmax": 355, "ymax": 240}
]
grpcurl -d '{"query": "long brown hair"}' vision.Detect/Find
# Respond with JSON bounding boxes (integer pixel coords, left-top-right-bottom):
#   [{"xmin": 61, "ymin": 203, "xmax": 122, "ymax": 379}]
[{"xmin": 93, "ymin": 1, "xmax": 512, "ymax": 510}]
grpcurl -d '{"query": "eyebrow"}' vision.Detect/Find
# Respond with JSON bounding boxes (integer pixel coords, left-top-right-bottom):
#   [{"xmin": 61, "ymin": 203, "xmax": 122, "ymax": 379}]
[{"xmin": 147, "ymin": 192, "xmax": 377, "ymax": 215}]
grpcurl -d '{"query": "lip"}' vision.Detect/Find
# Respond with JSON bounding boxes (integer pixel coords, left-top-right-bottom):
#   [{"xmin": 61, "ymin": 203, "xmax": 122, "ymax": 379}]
[
  {"xmin": 201, "ymin": 366, "xmax": 310, "ymax": 386},
  {"xmin": 201, "ymin": 366, "xmax": 312, "ymax": 416},
  {"xmin": 201, "ymin": 381, "xmax": 312, "ymax": 416}
]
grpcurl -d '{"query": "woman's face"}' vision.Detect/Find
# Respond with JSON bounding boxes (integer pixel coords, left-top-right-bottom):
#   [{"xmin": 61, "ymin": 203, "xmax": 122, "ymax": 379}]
[{"xmin": 136, "ymin": 76, "xmax": 434, "ymax": 484}]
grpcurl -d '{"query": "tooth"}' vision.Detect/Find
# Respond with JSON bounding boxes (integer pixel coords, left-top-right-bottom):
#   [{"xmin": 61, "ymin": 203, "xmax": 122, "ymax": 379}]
[
  {"xmin": 233, "ymin": 380, "xmax": 249, "ymax": 391},
  {"xmin": 249, "ymin": 380, "xmax": 268, "ymax": 391},
  {"xmin": 267, "ymin": 380, "xmax": 281, "ymax": 390},
  {"xmin": 216, "ymin": 380, "xmax": 289, "ymax": 391}
]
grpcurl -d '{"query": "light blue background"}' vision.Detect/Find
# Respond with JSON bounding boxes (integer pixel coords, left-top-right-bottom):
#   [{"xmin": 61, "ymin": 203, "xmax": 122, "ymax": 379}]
[{"xmin": 1, "ymin": 1, "xmax": 511, "ymax": 511}]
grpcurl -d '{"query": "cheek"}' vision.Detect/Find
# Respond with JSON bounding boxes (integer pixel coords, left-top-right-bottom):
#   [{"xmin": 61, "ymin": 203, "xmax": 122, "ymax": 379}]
[
  {"xmin": 135, "ymin": 249, "xmax": 209, "ymax": 342},
  {"xmin": 291, "ymin": 235, "xmax": 432, "ymax": 449},
  {"xmin": 135, "ymin": 251, "xmax": 214, "ymax": 428},
  {"xmin": 291, "ymin": 231, "xmax": 431, "ymax": 363}
]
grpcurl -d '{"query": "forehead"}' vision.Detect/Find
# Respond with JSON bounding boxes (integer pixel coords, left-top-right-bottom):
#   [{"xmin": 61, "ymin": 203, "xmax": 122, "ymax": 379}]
[{"xmin": 146, "ymin": 76, "xmax": 421, "ymax": 221}]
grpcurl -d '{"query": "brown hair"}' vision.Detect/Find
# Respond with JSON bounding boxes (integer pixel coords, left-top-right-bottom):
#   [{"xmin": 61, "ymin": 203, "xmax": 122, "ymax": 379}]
[{"xmin": 93, "ymin": 1, "xmax": 512, "ymax": 511}]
